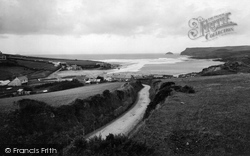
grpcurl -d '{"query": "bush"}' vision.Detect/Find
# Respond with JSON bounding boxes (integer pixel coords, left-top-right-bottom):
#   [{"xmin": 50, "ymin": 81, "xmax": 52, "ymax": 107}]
[
  {"xmin": 103, "ymin": 89, "xmax": 110, "ymax": 97},
  {"xmin": 65, "ymin": 134, "xmax": 154, "ymax": 156},
  {"xmin": 180, "ymin": 85, "xmax": 195, "ymax": 93},
  {"xmin": 159, "ymin": 82, "xmax": 175, "ymax": 90}
]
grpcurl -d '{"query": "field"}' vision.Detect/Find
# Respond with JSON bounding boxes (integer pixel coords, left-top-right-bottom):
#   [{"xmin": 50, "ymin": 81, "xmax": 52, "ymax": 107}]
[
  {"xmin": 0, "ymin": 66, "xmax": 34, "ymax": 80},
  {"xmin": 15, "ymin": 59, "xmax": 57, "ymax": 71},
  {"xmin": 0, "ymin": 58, "xmax": 57, "ymax": 80},
  {"xmin": 0, "ymin": 82, "xmax": 123, "ymax": 112},
  {"xmin": 133, "ymin": 73, "xmax": 250, "ymax": 155}
]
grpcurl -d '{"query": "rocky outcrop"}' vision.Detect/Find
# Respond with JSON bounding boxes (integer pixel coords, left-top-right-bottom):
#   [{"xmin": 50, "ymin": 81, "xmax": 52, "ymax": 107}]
[
  {"xmin": 0, "ymin": 80, "xmax": 143, "ymax": 153},
  {"xmin": 198, "ymin": 61, "xmax": 250, "ymax": 76}
]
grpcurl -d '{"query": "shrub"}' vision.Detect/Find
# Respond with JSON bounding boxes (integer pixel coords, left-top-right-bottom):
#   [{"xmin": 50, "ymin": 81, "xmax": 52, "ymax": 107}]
[
  {"xmin": 180, "ymin": 85, "xmax": 195, "ymax": 93},
  {"xmin": 159, "ymin": 82, "xmax": 175, "ymax": 90},
  {"xmin": 103, "ymin": 89, "xmax": 110, "ymax": 97},
  {"xmin": 65, "ymin": 134, "xmax": 154, "ymax": 156}
]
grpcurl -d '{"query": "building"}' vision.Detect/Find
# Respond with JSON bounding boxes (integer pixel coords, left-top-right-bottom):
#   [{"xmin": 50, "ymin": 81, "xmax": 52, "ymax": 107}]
[
  {"xmin": 74, "ymin": 75, "xmax": 86, "ymax": 84},
  {"xmin": 17, "ymin": 89, "xmax": 24, "ymax": 95},
  {"xmin": 8, "ymin": 76, "xmax": 28, "ymax": 86},
  {"xmin": 0, "ymin": 51, "xmax": 6, "ymax": 60},
  {"xmin": 18, "ymin": 76, "xmax": 28, "ymax": 84},
  {"xmin": 104, "ymin": 77, "xmax": 113, "ymax": 82},
  {"xmin": 0, "ymin": 80, "xmax": 10, "ymax": 86}
]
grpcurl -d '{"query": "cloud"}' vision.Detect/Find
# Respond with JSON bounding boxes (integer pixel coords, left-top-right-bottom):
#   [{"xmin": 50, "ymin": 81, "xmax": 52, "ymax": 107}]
[
  {"xmin": 0, "ymin": 0, "xmax": 249, "ymax": 37},
  {"xmin": 0, "ymin": 35, "xmax": 8, "ymax": 39}
]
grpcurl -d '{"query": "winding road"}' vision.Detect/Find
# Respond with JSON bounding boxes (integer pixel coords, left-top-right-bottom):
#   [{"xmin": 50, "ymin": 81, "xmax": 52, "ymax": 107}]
[{"xmin": 88, "ymin": 84, "xmax": 151, "ymax": 140}]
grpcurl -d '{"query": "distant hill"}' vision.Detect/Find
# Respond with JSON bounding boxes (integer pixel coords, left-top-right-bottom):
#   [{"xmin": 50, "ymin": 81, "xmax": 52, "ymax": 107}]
[{"xmin": 180, "ymin": 46, "xmax": 250, "ymax": 59}]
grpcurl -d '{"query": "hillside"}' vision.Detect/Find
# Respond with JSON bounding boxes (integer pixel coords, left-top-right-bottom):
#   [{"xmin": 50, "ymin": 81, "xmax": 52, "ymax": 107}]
[
  {"xmin": 0, "ymin": 53, "xmax": 111, "ymax": 80},
  {"xmin": 180, "ymin": 45, "xmax": 250, "ymax": 59},
  {"xmin": 133, "ymin": 74, "xmax": 250, "ymax": 155},
  {"xmin": 179, "ymin": 45, "xmax": 250, "ymax": 76},
  {"xmin": 0, "ymin": 82, "xmax": 123, "ymax": 112}
]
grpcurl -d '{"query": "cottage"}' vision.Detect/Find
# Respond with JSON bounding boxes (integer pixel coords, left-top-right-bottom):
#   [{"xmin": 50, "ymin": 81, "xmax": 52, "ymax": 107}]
[
  {"xmin": 105, "ymin": 77, "xmax": 113, "ymax": 82},
  {"xmin": 0, "ymin": 80, "xmax": 10, "ymax": 86},
  {"xmin": 74, "ymin": 75, "xmax": 86, "ymax": 84},
  {"xmin": 0, "ymin": 51, "xmax": 6, "ymax": 60},
  {"xmin": 24, "ymin": 91, "xmax": 31, "ymax": 95},
  {"xmin": 8, "ymin": 78, "xmax": 21, "ymax": 86},
  {"xmin": 18, "ymin": 76, "xmax": 28, "ymax": 84},
  {"xmin": 8, "ymin": 76, "xmax": 28, "ymax": 86},
  {"xmin": 96, "ymin": 79, "xmax": 101, "ymax": 83},
  {"xmin": 17, "ymin": 89, "xmax": 24, "ymax": 95},
  {"xmin": 85, "ymin": 80, "xmax": 91, "ymax": 84},
  {"xmin": 51, "ymin": 61, "xmax": 61, "ymax": 67}
]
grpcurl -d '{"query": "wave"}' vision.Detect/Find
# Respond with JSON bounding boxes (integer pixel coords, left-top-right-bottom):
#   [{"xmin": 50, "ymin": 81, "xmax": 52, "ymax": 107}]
[{"xmin": 97, "ymin": 57, "xmax": 189, "ymax": 73}]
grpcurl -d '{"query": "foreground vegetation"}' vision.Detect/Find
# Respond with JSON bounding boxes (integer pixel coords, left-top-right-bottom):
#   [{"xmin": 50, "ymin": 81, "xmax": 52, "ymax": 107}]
[
  {"xmin": 133, "ymin": 74, "xmax": 250, "ymax": 155},
  {"xmin": 0, "ymin": 81, "xmax": 143, "ymax": 155},
  {"xmin": 64, "ymin": 134, "xmax": 154, "ymax": 156}
]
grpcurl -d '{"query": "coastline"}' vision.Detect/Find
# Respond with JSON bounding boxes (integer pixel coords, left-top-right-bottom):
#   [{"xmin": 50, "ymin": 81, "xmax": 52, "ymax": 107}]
[{"xmin": 47, "ymin": 56, "xmax": 224, "ymax": 80}]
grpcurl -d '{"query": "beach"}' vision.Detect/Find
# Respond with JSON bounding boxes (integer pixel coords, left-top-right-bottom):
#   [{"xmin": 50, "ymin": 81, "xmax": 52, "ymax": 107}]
[{"xmin": 46, "ymin": 53, "xmax": 224, "ymax": 79}]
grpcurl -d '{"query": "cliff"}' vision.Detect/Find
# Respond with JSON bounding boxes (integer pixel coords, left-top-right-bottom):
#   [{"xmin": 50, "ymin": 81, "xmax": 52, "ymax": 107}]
[
  {"xmin": 0, "ymin": 80, "xmax": 143, "ymax": 153},
  {"xmin": 180, "ymin": 46, "xmax": 250, "ymax": 59}
]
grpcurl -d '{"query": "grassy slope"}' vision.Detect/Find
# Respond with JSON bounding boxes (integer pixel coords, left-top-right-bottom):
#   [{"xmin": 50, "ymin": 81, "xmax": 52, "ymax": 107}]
[
  {"xmin": 0, "ymin": 54, "xmax": 104, "ymax": 80},
  {"xmin": 133, "ymin": 74, "xmax": 250, "ymax": 156},
  {"xmin": 0, "ymin": 59, "xmax": 57, "ymax": 80},
  {"xmin": 0, "ymin": 82, "xmax": 123, "ymax": 112},
  {"xmin": 0, "ymin": 66, "xmax": 34, "ymax": 80}
]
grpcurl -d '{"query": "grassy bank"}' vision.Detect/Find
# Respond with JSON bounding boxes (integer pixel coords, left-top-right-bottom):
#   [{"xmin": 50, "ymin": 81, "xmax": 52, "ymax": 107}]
[{"xmin": 133, "ymin": 74, "xmax": 250, "ymax": 156}]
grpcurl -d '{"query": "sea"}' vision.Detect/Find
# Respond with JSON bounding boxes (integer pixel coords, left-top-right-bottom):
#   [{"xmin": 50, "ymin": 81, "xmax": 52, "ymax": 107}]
[{"xmin": 36, "ymin": 53, "xmax": 224, "ymax": 76}]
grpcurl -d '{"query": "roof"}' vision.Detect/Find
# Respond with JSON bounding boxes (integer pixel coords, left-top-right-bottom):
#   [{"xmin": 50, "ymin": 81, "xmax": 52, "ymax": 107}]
[
  {"xmin": 17, "ymin": 76, "xmax": 28, "ymax": 81},
  {"xmin": 0, "ymin": 80, "xmax": 10, "ymax": 86}
]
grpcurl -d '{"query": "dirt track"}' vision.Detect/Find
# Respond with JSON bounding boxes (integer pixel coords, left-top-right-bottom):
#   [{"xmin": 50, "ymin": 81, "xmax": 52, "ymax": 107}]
[{"xmin": 87, "ymin": 84, "xmax": 150, "ymax": 139}]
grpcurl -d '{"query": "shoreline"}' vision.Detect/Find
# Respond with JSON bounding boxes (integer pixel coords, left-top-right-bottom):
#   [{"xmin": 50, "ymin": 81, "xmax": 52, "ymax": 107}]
[{"xmin": 47, "ymin": 56, "xmax": 223, "ymax": 79}]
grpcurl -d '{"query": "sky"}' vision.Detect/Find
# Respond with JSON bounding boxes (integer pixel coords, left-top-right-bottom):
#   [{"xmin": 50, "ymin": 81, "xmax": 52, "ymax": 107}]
[{"xmin": 0, "ymin": 0, "xmax": 250, "ymax": 55}]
